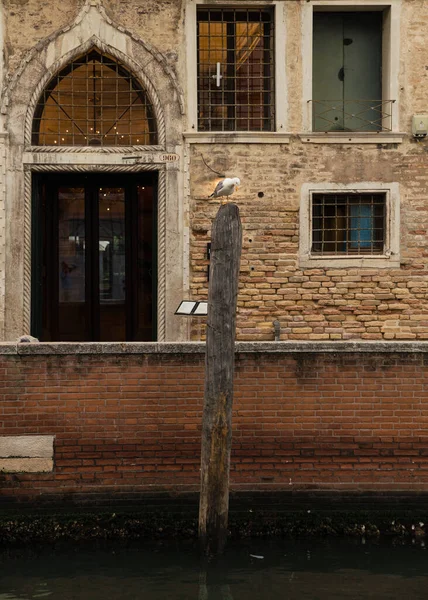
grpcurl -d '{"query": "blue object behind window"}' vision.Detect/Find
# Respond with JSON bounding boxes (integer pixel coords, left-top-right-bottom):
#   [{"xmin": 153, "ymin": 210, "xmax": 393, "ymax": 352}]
[{"xmin": 350, "ymin": 204, "xmax": 373, "ymax": 249}]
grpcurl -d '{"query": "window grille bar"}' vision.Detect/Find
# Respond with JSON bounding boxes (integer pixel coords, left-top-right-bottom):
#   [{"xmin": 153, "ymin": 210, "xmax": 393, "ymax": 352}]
[{"xmin": 32, "ymin": 50, "xmax": 157, "ymax": 147}]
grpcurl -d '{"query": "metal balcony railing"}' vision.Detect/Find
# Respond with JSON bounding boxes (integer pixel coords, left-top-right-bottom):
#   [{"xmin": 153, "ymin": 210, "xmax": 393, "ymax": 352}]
[{"xmin": 310, "ymin": 99, "xmax": 395, "ymax": 133}]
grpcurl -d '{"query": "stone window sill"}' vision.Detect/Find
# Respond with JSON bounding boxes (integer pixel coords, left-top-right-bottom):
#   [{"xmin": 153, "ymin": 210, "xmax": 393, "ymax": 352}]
[
  {"xmin": 1, "ymin": 340, "xmax": 427, "ymax": 354},
  {"xmin": 183, "ymin": 132, "xmax": 291, "ymax": 144},
  {"xmin": 299, "ymin": 132, "xmax": 405, "ymax": 144},
  {"xmin": 299, "ymin": 255, "xmax": 401, "ymax": 269}
]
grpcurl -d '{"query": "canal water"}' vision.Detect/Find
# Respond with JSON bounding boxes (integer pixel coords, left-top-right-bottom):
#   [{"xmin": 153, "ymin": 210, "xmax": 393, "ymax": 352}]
[{"xmin": 0, "ymin": 537, "xmax": 427, "ymax": 599}]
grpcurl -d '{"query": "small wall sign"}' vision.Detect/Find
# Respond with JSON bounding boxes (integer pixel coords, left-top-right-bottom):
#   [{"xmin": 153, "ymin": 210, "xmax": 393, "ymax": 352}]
[{"xmin": 123, "ymin": 153, "xmax": 179, "ymax": 164}]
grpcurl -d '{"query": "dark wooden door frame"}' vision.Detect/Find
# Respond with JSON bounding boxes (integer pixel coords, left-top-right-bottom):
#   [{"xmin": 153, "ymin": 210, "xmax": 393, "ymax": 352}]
[{"xmin": 31, "ymin": 172, "xmax": 158, "ymax": 341}]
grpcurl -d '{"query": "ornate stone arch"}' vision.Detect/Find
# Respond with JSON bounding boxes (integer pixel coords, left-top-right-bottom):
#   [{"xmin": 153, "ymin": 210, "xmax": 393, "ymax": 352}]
[{"xmin": 25, "ymin": 37, "xmax": 167, "ymax": 148}]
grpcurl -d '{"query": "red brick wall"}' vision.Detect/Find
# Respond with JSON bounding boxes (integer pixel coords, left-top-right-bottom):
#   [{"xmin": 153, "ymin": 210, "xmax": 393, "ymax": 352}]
[{"xmin": 2, "ymin": 346, "xmax": 428, "ymax": 505}]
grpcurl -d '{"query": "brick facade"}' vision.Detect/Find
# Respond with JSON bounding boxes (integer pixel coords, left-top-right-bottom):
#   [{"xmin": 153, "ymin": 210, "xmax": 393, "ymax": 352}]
[
  {"xmin": 2, "ymin": 343, "xmax": 428, "ymax": 506},
  {"xmin": 189, "ymin": 142, "xmax": 428, "ymax": 342},
  {"xmin": 187, "ymin": 0, "xmax": 428, "ymax": 342}
]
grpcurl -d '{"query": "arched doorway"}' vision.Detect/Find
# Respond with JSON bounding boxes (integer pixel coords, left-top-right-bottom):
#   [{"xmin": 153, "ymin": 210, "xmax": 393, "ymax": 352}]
[{"xmin": 31, "ymin": 49, "xmax": 159, "ymax": 341}]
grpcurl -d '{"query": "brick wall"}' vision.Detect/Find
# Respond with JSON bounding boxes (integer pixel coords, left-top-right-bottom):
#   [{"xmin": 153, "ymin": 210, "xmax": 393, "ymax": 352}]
[
  {"xmin": 2, "ymin": 342, "xmax": 428, "ymax": 507},
  {"xmin": 189, "ymin": 143, "xmax": 428, "ymax": 342}
]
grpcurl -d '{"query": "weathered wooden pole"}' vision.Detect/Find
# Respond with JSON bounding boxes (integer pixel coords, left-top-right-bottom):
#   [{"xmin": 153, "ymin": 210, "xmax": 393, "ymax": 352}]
[{"xmin": 199, "ymin": 202, "xmax": 242, "ymax": 555}]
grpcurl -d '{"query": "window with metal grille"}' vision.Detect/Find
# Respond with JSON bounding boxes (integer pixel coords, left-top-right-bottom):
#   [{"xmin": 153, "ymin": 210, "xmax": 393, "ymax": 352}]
[
  {"xmin": 32, "ymin": 49, "xmax": 157, "ymax": 146},
  {"xmin": 197, "ymin": 7, "xmax": 274, "ymax": 132},
  {"xmin": 312, "ymin": 193, "xmax": 386, "ymax": 255}
]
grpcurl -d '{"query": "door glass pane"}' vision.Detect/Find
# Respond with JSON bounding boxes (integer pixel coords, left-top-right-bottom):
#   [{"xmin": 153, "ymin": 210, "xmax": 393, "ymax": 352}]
[
  {"xmin": 58, "ymin": 187, "xmax": 86, "ymax": 339},
  {"xmin": 99, "ymin": 187, "xmax": 126, "ymax": 341},
  {"xmin": 136, "ymin": 184, "xmax": 154, "ymax": 341},
  {"xmin": 39, "ymin": 177, "xmax": 156, "ymax": 342}
]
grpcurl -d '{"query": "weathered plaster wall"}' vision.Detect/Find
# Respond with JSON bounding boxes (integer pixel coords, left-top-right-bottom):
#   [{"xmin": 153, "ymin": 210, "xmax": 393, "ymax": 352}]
[
  {"xmin": 3, "ymin": 0, "xmax": 185, "ymax": 86},
  {"xmin": 3, "ymin": 0, "xmax": 80, "ymax": 73},
  {"xmin": 103, "ymin": 0, "xmax": 183, "ymax": 55}
]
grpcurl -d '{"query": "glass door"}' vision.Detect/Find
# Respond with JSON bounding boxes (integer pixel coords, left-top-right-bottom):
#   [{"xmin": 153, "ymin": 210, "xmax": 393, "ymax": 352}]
[{"xmin": 32, "ymin": 173, "xmax": 157, "ymax": 341}]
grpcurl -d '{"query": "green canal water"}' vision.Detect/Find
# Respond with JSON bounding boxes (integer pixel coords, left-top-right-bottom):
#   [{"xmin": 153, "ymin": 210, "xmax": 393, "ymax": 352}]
[{"xmin": 0, "ymin": 537, "xmax": 427, "ymax": 599}]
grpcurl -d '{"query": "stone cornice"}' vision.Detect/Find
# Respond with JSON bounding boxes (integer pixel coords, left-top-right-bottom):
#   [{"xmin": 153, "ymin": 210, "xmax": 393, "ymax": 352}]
[{"xmin": 1, "ymin": 341, "xmax": 428, "ymax": 355}]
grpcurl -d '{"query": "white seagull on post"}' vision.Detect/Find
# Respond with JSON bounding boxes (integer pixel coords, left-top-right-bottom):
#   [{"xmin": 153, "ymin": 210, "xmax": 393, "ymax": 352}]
[{"xmin": 209, "ymin": 177, "xmax": 240, "ymax": 204}]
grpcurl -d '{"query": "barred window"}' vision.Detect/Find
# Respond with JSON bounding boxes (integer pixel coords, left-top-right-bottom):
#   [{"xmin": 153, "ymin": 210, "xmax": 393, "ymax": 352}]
[
  {"xmin": 197, "ymin": 7, "xmax": 275, "ymax": 132},
  {"xmin": 312, "ymin": 193, "xmax": 386, "ymax": 255},
  {"xmin": 32, "ymin": 49, "xmax": 157, "ymax": 147}
]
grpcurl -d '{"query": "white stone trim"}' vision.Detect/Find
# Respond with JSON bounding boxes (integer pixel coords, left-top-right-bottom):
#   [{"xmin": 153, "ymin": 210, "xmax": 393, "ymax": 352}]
[
  {"xmin": 27, "ymin": 145, "xmax": 164, "ymax": 154},
  {"xmin": 185, "ymin": 0, "xmax": 287, "ymax": 132},
  {"xmin": 3, "ymin": 340, "xmax": 428, "ymax": 355},
  {"xmin": 0, "ymin": 458, "xmax": 53, "ymax": 473},
  {"xmin": 275, "ymin": 1, "xmax": 287, "ymax": 132},
  {"xmin": 0, "ymin": 135, "xmax": 6, "ymax": 339},
  {"xmin": 183, "ymin": 132, "xmax": 291, "ymax": 144},
  {"xmin": 23, "ymin": 169, "xmax": 32, "ymax": 335},
  {"xmin": 0, "ymin": 1, "xmax": 4, "ymax": 100},
  {"xmin": 299, "ymin": 132, "xmax": 405, "ymax": 144},
  {"xmin": 182, "ymin": 143, "xmax": 191, "ymax": 341},
  {"xmin": 22, "ymin": 152, "xmax": 176, "ymax": 166},
  {"xmin": 21, "ymin": 163, "xmax": 168, "ymax": 341},
  {"xmin": 24, "ymin": 36, "xmax": 167, "ymax": 147},
  {"xmin": 0, "ymin": 435, "xmax": 54, "ymax": 458},
  {"xmin": 185, "ymin": 0, "xmax": 198, "ymax": 132},
  {"xmin": 0, "ymin": 6, "xmax": 4, "ymax": 339},
  {"xmin": 157, "ymin": 168, "xmax": 167, "ymax": 342},
  {"xmin": 299, "ymin": 181, "xmax": 401, "ymax": 269},
  {"xmin": 0, "ymin": 435, "xmax": 54, "ymax": 473},
  {"xmin": 301, "ymin": 0, "xmax": 401, "ymax": 133},
  {"xmin": 25, "ymin": 163, "xmax": 163, "ymax": 173}
]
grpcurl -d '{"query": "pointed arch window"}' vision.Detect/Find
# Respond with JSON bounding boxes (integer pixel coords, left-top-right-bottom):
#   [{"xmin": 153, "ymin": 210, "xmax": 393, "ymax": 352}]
[{"xmin": 32, "ymin": 49, "xmax": 158, "ymax": 146}]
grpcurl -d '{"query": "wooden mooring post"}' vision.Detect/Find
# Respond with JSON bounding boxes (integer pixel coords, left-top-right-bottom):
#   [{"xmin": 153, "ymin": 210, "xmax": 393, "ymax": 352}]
[{"xmin": 198, "ymin": 202, "xmax": 242, "ymax": 555}]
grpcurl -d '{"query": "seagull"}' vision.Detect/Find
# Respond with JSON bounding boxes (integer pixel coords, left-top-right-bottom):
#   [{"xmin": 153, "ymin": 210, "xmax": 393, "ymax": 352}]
[{"xmin": 209, "ymin": 177, "xmax": 240, "ymax": 203}]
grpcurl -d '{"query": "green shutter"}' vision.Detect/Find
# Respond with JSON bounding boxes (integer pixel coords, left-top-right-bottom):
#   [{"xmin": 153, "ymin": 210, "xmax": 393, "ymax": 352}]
[{"xmin": 313, "ymin": 12, "xmax": 382, "ymax": 132}]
